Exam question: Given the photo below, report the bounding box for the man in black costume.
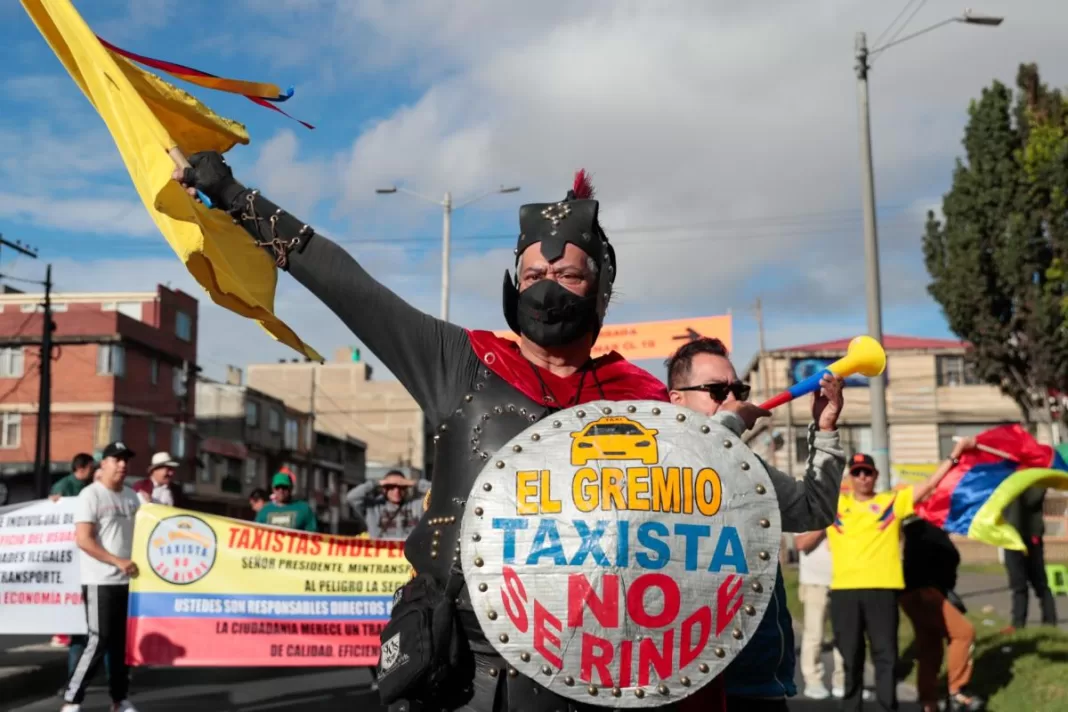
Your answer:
[175,155,752,711]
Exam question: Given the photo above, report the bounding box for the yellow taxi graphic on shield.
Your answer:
[570,416,660,466]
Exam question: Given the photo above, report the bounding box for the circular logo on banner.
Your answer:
[460,401,781,708]
[147,515,218,585]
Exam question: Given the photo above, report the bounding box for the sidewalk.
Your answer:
[955,571,1068,628]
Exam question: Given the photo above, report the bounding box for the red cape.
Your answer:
[466,330,668,405]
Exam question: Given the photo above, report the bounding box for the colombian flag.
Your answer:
[915,424,1068,551]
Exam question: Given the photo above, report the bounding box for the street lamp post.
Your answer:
[376,184,520,322]
[855,10,1003,491]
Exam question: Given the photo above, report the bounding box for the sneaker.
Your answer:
[949,692,985,711]
[804,684,831,699]
[111,701,139,712]
[832,687,844,698]
[60,705,80,712]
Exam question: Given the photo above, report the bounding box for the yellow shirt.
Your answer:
[827,488,915,590]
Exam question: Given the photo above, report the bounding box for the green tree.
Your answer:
[923,64,1068,423]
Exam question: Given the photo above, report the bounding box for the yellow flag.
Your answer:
[21,0,322,361]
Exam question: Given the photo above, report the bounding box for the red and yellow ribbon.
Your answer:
[97,36,314,130]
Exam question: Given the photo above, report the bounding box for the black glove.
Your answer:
[181,151,248,210]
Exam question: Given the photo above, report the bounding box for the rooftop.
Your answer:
[774,334,967,353]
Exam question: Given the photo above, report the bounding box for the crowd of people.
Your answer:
[38,153,1061,712]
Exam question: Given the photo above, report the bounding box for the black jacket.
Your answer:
[1003,486,1047,540]
[903,517,960,593]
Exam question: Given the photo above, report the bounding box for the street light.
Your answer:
[375,183,521,322]
[855,9,1003,491]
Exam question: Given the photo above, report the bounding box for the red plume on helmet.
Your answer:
[570,169,595,200]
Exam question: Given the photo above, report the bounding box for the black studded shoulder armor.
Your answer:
[405,366,552,645]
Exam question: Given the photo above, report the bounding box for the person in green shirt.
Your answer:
[255,471,318,532]
[49,453,96,500]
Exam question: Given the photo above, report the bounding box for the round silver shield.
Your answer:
[460,400,781,708]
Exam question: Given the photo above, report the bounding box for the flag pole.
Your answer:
[952,436,1018,463]
[166,147,213,207]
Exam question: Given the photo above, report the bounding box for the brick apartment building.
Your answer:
[0,285,198,505]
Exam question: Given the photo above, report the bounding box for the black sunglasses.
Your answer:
[850,468,876,478]
[675,381,751,403]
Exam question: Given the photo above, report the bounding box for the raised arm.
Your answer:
[715,374,846,532]
[912,436,972,504]
[175,152,479,424]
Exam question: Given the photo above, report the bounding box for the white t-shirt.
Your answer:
[798,536,833,587]
[74,482,141,585]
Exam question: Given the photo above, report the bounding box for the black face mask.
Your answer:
[516,279,598,348]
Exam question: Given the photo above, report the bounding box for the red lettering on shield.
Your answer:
[501,566,529,633]
[534,600,563,669]
[626,573,680,628]
[580,632,614,686]
[680,606,711,668]
[567,573,619,628]
[715,574,743,636]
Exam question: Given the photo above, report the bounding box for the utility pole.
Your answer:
[33,265,54,499]
[441,192,452,322]
[375,184,520,323]
[855,32,891,492]
[0,234,39,293]
[754,298,770,403]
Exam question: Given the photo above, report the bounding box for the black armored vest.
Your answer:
[405,366,554,641]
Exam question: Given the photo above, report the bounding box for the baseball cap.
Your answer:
[849,453,876,473]
[271,471,294,489]
[102,441,135,460]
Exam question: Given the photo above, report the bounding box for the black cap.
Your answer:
[849,452,876,472]
[102,441,135,460]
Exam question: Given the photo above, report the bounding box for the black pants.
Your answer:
[64,584,130,705]
[1005,539,1058,628]
[830,589,898,712]
[725,695,788,712]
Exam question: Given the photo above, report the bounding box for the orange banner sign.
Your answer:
[494,315,732,361]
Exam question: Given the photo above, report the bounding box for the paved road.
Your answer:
[6,667,383,712]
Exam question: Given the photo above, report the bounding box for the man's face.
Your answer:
[152,466,175,485]
[250,497,265,513]
[274,485,292,503]
[98,455,128,488]
[74,464,94,481]
[849,466,878,496]
[518,243,594,297]
[383,483,405,504]
[668,353,741,416]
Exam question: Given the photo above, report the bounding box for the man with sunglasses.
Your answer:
[667,337,846,712]
[826,444,962,712]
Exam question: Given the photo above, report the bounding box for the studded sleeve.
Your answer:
[286,235,482,425]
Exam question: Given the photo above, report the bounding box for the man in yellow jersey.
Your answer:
[826,441,969,712]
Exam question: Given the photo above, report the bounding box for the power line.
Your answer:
[872,0,921,49]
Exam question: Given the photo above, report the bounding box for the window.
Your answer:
[284,418,299,450]
[245,401,259,428]
[244,457,259,484]
[172,363,187,397]
[938,423,999,459]
[171,426,186,458]
[0,413,21,449]
[175,310,192,341]
[95,413,124,447]
[0,348,24,378]
[268,408,281,433]
[21,302,67,313]
[936,356,980,387]
[97,344,125,377]
[150,358,159,385]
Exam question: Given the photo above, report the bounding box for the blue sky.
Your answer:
[1,0,1066,384]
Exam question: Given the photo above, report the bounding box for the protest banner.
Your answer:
[450,401,781,707]
[128,504,413,667]
[0,497,87,634]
